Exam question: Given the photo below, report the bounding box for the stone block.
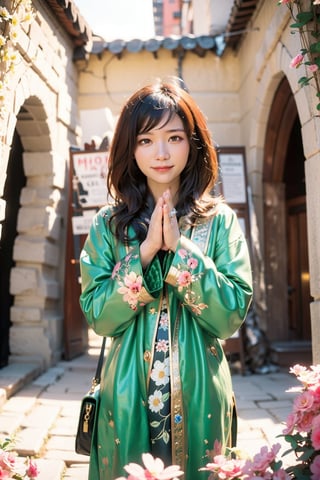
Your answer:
[30,458,66,480]
[13,236,59,267]
[22,404,60,429]
[10,306,42,323]
[17,206,61,240]
[0,412,24,435]
[20,187,37,205]
[14,426,48,456]
[10,267,38,295]
[23,152,55,177]
[9,325,52,365]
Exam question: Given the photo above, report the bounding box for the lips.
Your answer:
[152,166,173,172]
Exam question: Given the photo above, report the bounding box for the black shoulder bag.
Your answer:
[75,336,106,456]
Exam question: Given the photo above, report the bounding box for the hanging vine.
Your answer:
[278,0,320,110]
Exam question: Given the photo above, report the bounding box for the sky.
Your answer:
[73,0,155,41]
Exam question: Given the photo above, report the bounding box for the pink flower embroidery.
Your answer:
[177,271,192,288]
[177,248,188,259]
[156,339,169,353]
[118,271,142,308]
[112,261,121,279]
[187,257,198,269]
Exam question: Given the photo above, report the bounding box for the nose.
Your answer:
[156,141,170,160]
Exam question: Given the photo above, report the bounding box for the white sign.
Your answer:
[219,153,247,203]
[72,151,109,208]
[72,210,97,235]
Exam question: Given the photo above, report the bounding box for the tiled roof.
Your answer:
[90,34,226,59]
[44,0,258,59]
[45,0,92,47]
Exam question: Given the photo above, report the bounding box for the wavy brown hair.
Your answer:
[107,79,220,244]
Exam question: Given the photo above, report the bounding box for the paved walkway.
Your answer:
[0,330,300,479]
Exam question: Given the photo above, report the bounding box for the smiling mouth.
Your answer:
[152,166,173,171]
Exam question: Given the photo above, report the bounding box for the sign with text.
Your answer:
[219,152,247,204]
[72,151,109,208]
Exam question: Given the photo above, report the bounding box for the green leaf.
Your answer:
[310,42,320,53]
[296,11,315,25]
[163,431,170,444]
[300,447,315,461]
[150,421,160,427]
[316,102,320,110]
[298,76,313,86]
[290,22,305,29]
[272,460,283,471]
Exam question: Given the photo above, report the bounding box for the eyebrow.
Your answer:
[138,127,185,135]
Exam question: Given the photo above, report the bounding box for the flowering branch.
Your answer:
[278,0,320,111]
[0,0,34,120]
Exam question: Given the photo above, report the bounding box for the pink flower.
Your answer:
[308,64,319,73]
[119,453,184,480]
[244,443,281,475]
[290,53,304,68]
[177,249,188,259]
[199,455,246,479]
[296,411,314,433]
[311,415,320,449]
[313,0,320,5]
[283,411,298,435]
[0,467,10,479]
[293,390,314,413]
[155,339,169,353]
[311,455,320,479]
[25,458,39,479]
[290,364,307,376]
[177,271,192,287]
[118,271,142,307]
[0,450,16,471]
[273,469,291,479]
[187,257,198,269]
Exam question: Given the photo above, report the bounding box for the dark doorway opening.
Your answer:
[0,129,26,367]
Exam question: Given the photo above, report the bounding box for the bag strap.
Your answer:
[90,336,106,392]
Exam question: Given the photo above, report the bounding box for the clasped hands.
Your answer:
[140,189,180,269]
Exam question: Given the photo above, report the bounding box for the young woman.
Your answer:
[79,79,253,480]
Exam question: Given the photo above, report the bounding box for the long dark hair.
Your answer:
[107,79,219,244]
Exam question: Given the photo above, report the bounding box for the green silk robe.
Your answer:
[79,202,253,480]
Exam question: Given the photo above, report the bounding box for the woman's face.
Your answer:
[134,113,190,197]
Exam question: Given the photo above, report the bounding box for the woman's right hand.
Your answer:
[140,197,164,269]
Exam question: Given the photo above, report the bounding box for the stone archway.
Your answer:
[5,96,65,367]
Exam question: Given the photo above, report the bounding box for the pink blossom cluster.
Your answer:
[0,446,39,480]
[282,364,320,478]
[200,443,289,479]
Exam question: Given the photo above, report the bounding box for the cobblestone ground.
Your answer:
[0,330,298,479]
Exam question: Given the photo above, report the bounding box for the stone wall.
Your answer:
[0,1,82,367]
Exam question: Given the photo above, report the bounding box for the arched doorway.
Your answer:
[0,130,26,367]
[263,77,311,362]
